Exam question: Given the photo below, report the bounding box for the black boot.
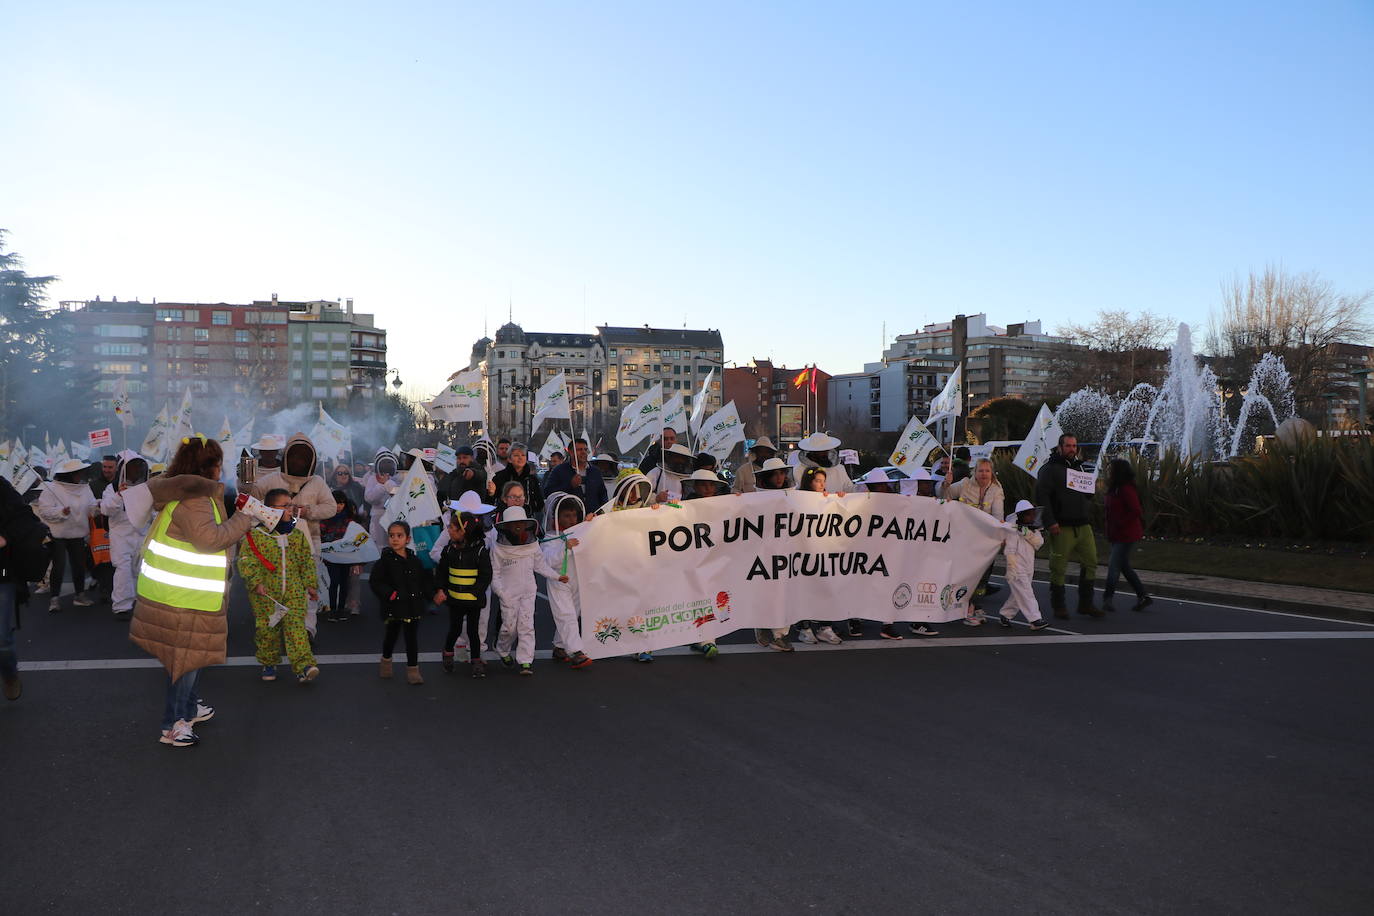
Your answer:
[1077,572,1104,618]
[1050,584,1069,619]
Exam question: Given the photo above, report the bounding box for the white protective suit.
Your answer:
[791,450,855,493]
[36,478,98,539]
[492,529,561,666]
[249,433,337,555]
[98,451,152,615]
[363,447,401,546]
[645,465,689,502]
[541,492,586,656]
[997,523,1045,623]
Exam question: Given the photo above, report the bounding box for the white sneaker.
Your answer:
[191,703,215,724]
[796,628,819,645]
[159,720,199,747]
[73,592,95,607]
[816,626,842,645]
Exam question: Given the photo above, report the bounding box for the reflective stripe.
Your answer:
[147,538,228,568]
[447,590,478,601]
[141,562,226,593]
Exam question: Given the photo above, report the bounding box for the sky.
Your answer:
[5,0,1373,398]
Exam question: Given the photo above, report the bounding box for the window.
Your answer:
[626,364,638,372]
[311,386,328,398]
[312,368,328,380]
[624,379,638,388]
[164,326,182,341]
[96,323,146,337]
[155,308,182,322]
[608,348,617,358]
[212,310,231,325]
[331,386,347,398]
[193,327,209,341]
[236,330,251,343]
[331,331,347,343]
[290,328,304,341]
[194,345,210,357]
[235,347,250,360]
[103,362,136,374]
[290,368,302,379]
[331,349,347,362]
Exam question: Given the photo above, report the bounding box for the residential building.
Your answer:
[829,356,958,434]
[1325,342,1373,427]
[65,297,156,423]
[723,360,830,444]
[467,323,724,443]
[283,297,389,404]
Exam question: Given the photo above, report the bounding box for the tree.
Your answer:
[969,396,1039,443]
[1206,266,1373,419]
[1052,309,1174,396]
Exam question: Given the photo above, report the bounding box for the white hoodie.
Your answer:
[37,479,98,538]
[1002,523,1044,578]
[491,539,560,603]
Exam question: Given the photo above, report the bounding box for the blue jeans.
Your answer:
[0,582,17,681]
[160,669,201,730]
[1103,541,1145,601]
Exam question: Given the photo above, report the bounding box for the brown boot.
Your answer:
[379,657,393,679]
[406,665,424,685]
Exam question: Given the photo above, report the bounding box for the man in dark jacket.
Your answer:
[543,439,608,512]
[1034,434,1102,619]
[0,475,36,700]
[437,447,488,506]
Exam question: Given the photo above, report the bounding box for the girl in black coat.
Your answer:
[369,520,433,684]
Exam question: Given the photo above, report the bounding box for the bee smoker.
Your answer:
[238,450,258,488]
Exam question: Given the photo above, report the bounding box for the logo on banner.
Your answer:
[715,591,732,622]
[594,617,623,644]
[917,582,938,605]
[892,584,912,610]
[627,615,647,635]
[939,584,969,611]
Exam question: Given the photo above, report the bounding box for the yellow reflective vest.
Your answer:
[136,499,230,612]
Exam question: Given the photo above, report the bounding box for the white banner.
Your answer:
[927,364,964,423]
[425,369,485,422]
[311,403,351,461]
[571,489,1005,658]
[140,403,171,463]
[1012,404,1062,478]
[696,400,745,462]
[112,376,134,427]
[381,462,442,528]
[531,372,571,434]
[320,521,383,564]
[169,388,195,451]
[616,383,663,453]
[688,368,716,439]
[889,414,941,471]
[539,430,567,463]
[434,443,458,474]
[661,393,686,439]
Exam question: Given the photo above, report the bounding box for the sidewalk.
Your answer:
[990,559,1374,624]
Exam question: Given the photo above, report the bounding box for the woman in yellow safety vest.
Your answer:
[129,436,260,748]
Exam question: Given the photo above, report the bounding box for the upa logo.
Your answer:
[627,615,648,635]
[593,617,623,644]
[892,583,912,610]
[916,581,938,605]
[715,591,732,623]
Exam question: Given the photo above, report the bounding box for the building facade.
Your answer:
[468,323,724,444]
[722,360,830,445]
[283,297,389,404]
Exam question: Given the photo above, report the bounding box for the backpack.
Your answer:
[1,495,54,583]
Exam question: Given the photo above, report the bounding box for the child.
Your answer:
[434,508,493,678]
[237,488,321,683]
[370,520,432,684]
[99,453,150,620]
[320,489,358,623]
[541,493,594,670]
[792,466,854,644]
[997,499,1050,630]
[492,506,567,676]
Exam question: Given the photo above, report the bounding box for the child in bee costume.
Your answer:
[541,492,594,670]
[237,488,321,683]
[996,499,1050,631]
[492,506,567,676]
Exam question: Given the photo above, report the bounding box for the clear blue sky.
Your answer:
[6,0,1372,397]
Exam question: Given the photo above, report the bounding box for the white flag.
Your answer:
[616,383,663,454]
[50,439,70,468]
[661,394,686,440]
[538,430,567,463]
[697,401,746,462]
[29,444,49,470]
[168,389,195,451]
[112,377,134,427]
[434,444,458,474]
[381,462,442,528]
[140,404,171,463]
[310,403,351,462]
[1012,404,1063,478]
[71,441,92,462]
[217,416,234,448]
[319,521,382,564]
[530,372,571,435]
[889,415,941,471]
[927,364,964,423]
[233,419,254,461]
[688,368,717,439]
[6,441,38,493]
[425,369,485,423]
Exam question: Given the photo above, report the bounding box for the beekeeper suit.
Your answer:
[363,447,401,545]
[492,506,562,669]
[791,432,855,493]
[98,451,152,618]
[645,443,695,502]
[542,492,589,659]
[997,500,1046,625]
[250,432,337,554]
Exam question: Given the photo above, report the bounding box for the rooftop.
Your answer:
[597,325,723,348]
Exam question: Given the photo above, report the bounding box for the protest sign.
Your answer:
[88,428,113,449]
[571,489,1005,658]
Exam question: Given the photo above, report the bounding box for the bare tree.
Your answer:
[1206,266,1373,417]
[1052,309,1174,395]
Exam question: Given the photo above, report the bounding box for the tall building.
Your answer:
[467,323,724,443]
[282,297,389,404]
[66,296,292,421]
[723,360,830,445]
[1325,342,1373,427]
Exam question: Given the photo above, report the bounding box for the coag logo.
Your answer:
[892,584,912,610]
[594,617,623,644]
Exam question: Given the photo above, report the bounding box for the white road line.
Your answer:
[17,630,1374,671]
[986,576,1374,628]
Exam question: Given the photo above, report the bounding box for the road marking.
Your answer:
[18,630,1374,671]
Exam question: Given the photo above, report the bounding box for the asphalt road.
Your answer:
[3,578,1372,914]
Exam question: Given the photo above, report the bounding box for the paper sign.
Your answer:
[267,599,289,627]
[434,444,457,473]
[1066,469,1096,494]
[88,428,113,449]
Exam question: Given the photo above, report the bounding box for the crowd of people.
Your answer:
[0,425,1151,749]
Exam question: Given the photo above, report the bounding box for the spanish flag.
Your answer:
[793,367,811,388]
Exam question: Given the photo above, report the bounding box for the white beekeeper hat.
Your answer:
[449,490,495,515]
[798,432,841,452]
[51,458,91,475]
[1005,499,1038,522]
[253,434,284,452]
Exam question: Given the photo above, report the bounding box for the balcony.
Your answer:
[351,356,387,369]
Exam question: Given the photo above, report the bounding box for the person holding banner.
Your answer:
[793,433,855,493]
[320,490,363,623]
[944,457,1006,616]
[1034,434,1104,620]
[732,437,777,493]
[540,493,594,670]
[645,443,694,503]
[238,489,320,683]
[543,439,608,512]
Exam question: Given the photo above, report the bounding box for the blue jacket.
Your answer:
[542,461,608,513]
